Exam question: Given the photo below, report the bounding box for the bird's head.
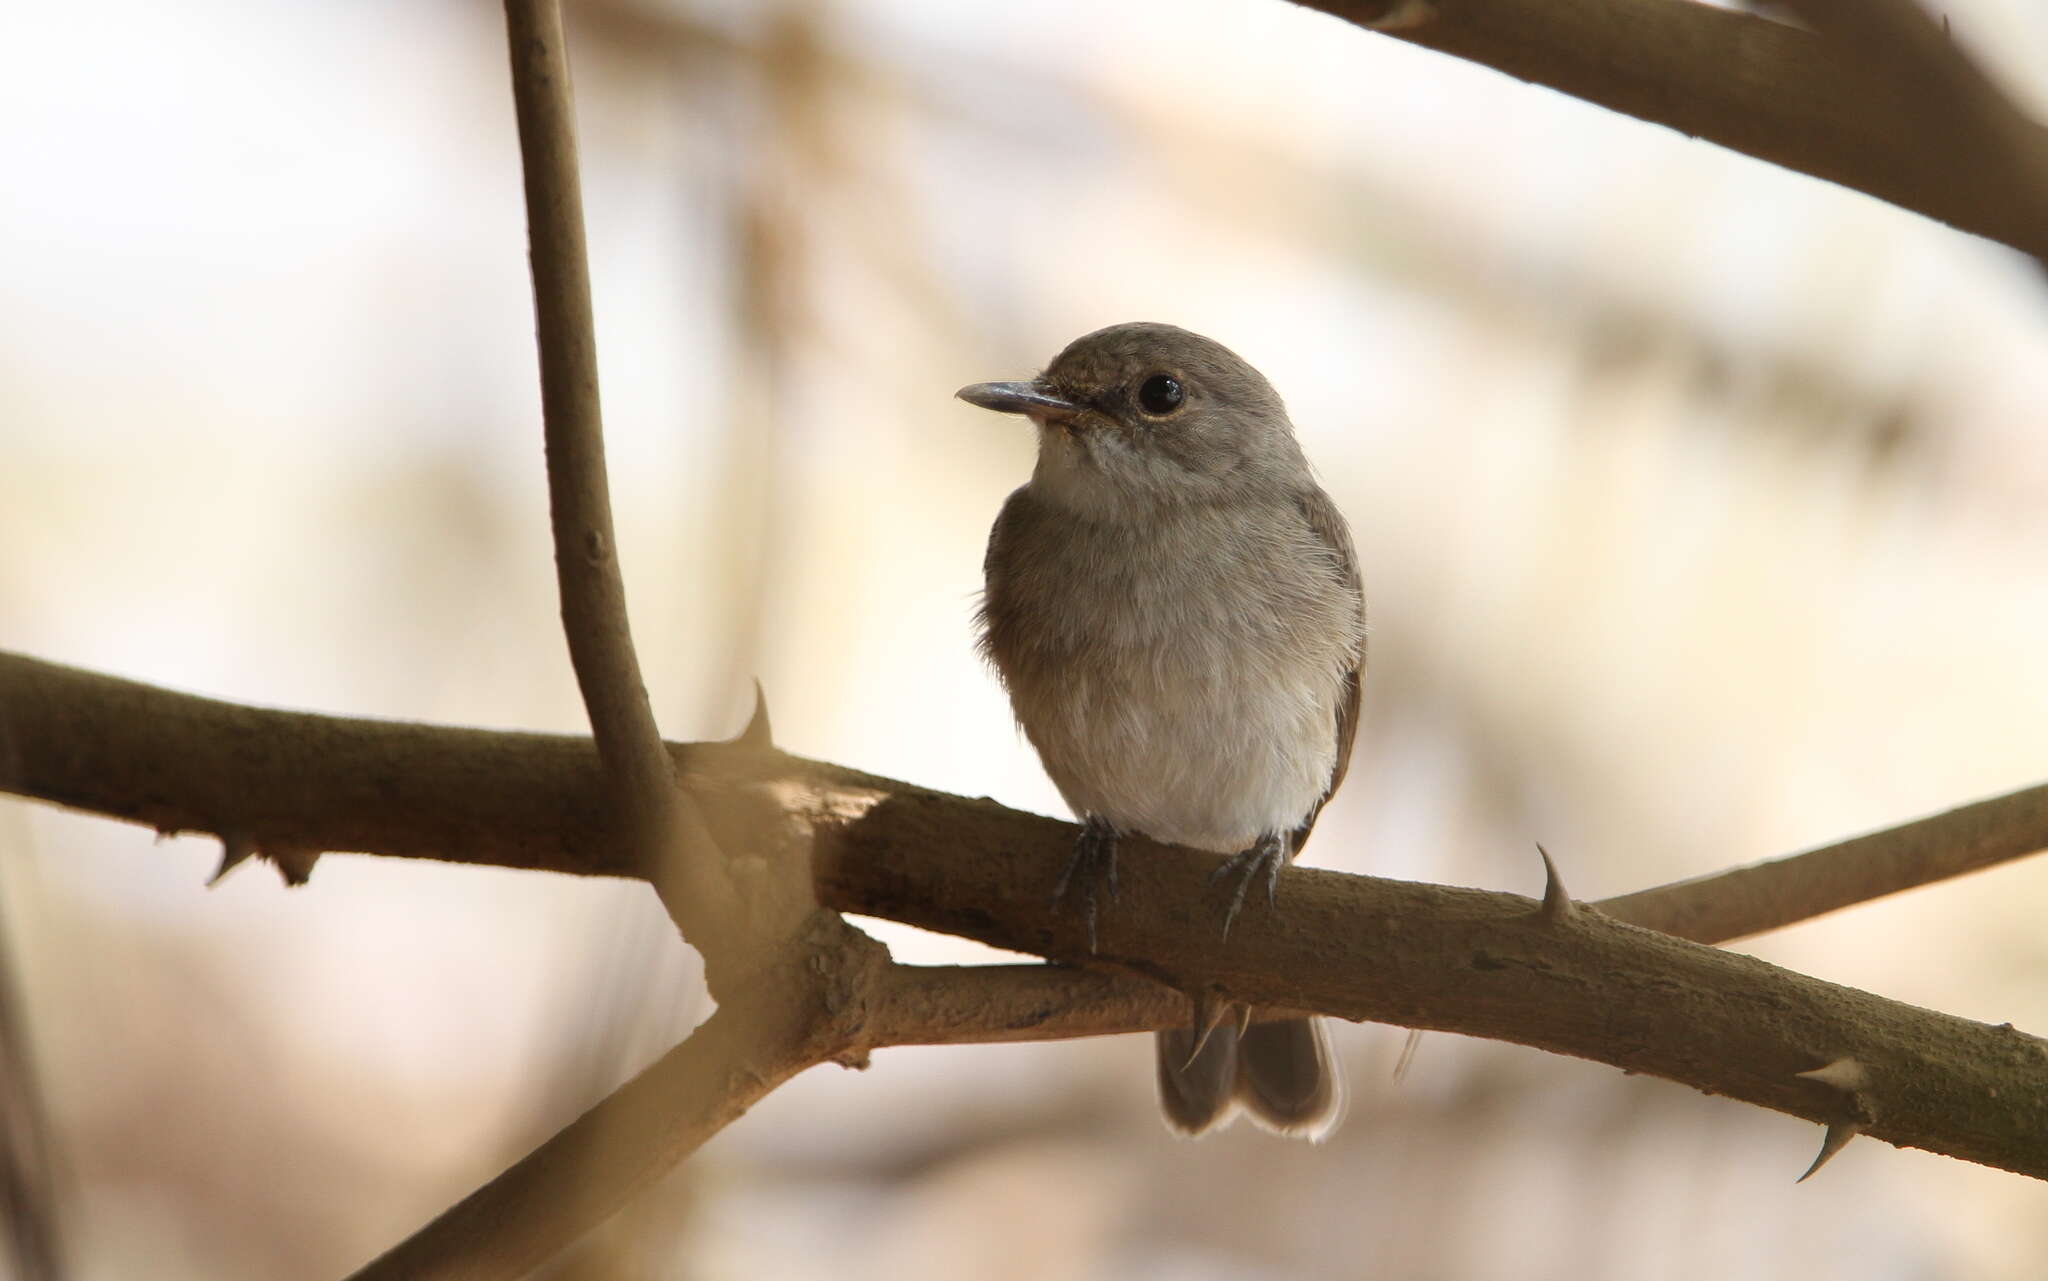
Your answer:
[958,322,1308,516]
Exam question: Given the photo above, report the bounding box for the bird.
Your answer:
[960,321,1365,1140]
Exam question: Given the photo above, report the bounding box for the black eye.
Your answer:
[1137,373,1184,416]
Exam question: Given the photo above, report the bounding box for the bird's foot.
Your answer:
[1208,832,1289,939]
[1053,816,1120,953]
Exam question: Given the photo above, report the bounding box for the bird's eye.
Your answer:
[1136,373,1184,416]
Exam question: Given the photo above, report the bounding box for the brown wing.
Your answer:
[1291,484,1365,853]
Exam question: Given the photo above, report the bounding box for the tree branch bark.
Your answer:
[7,650,2042,949]
[337,9,887,1273]
[5,649,2048,1184]
[15,4,2046,1274]
[1294,0,2048,260]
[503,0,751,976]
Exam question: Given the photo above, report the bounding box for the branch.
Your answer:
[7,651,2041,946]
[5,649,2048,1183]
[1596,784,2048,943]
[503,0,746,969]
[1293,0,2048,260]
[345,924,888,1281]
[1775,0,2048,236]
[343,10,852,1273]
[507,0,662,801]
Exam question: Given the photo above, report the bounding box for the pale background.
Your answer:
[5,0,2048,1277]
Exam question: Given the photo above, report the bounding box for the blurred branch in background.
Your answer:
[0,867,66,1281]
[1301,0,2048,259]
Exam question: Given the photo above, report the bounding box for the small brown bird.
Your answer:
[961,322,1365,1139]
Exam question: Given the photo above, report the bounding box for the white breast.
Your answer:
[986,496,1361,854]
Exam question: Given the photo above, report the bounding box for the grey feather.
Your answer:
[966,322,1365,1141]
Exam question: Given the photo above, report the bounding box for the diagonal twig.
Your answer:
[341,954,868,1281]
[1291,0,2048,260]
[1774,0,2048,240]
[1594,783,2048,943]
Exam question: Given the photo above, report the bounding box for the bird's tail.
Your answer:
[1154,1015,1344,1140]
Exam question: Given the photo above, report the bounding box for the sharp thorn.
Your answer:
[1535,843,1577,922]
[1796,1056,1868,1093]
[1797,1120,1862,1182]
[1393,1028,1425,1082]
[1182,989,1233,1069]
[1359,0,1437,33]
[1235,1002,1254,1038]
[731,679,774,750]
[208,833,256,887]
[272,847,320,887]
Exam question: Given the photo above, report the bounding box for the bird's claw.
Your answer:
[1054,817,1120,952]
[1208,833,1288,939]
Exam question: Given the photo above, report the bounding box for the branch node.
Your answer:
[208,833,320,888]
[1797,1120,1863,1183]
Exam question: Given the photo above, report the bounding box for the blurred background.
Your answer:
[5,0,2048,1276]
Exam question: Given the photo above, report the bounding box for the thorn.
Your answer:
[731,679,774,750]
[208,833,256,887]
[1392,1028,1424,1081]
[1182,988,1234,1069]
[1797,1120,1862,1182]
[1361,0,1437,32]
[1534,843,1577,922]
[271,848,320,887]
[1796,1056,1868,1093]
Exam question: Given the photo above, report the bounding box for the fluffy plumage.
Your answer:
[965,322,1365,1139]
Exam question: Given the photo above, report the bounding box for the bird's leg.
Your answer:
[1053,815,1120,953]
[1208,831,1290,939]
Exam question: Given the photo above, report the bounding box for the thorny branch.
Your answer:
[344,6,883,1276]
[7,1,2048,1275]
[4,649,2048,1183]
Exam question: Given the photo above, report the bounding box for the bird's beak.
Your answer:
[955,380,1082,420]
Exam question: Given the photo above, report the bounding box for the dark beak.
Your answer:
[955,380,1082,419]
